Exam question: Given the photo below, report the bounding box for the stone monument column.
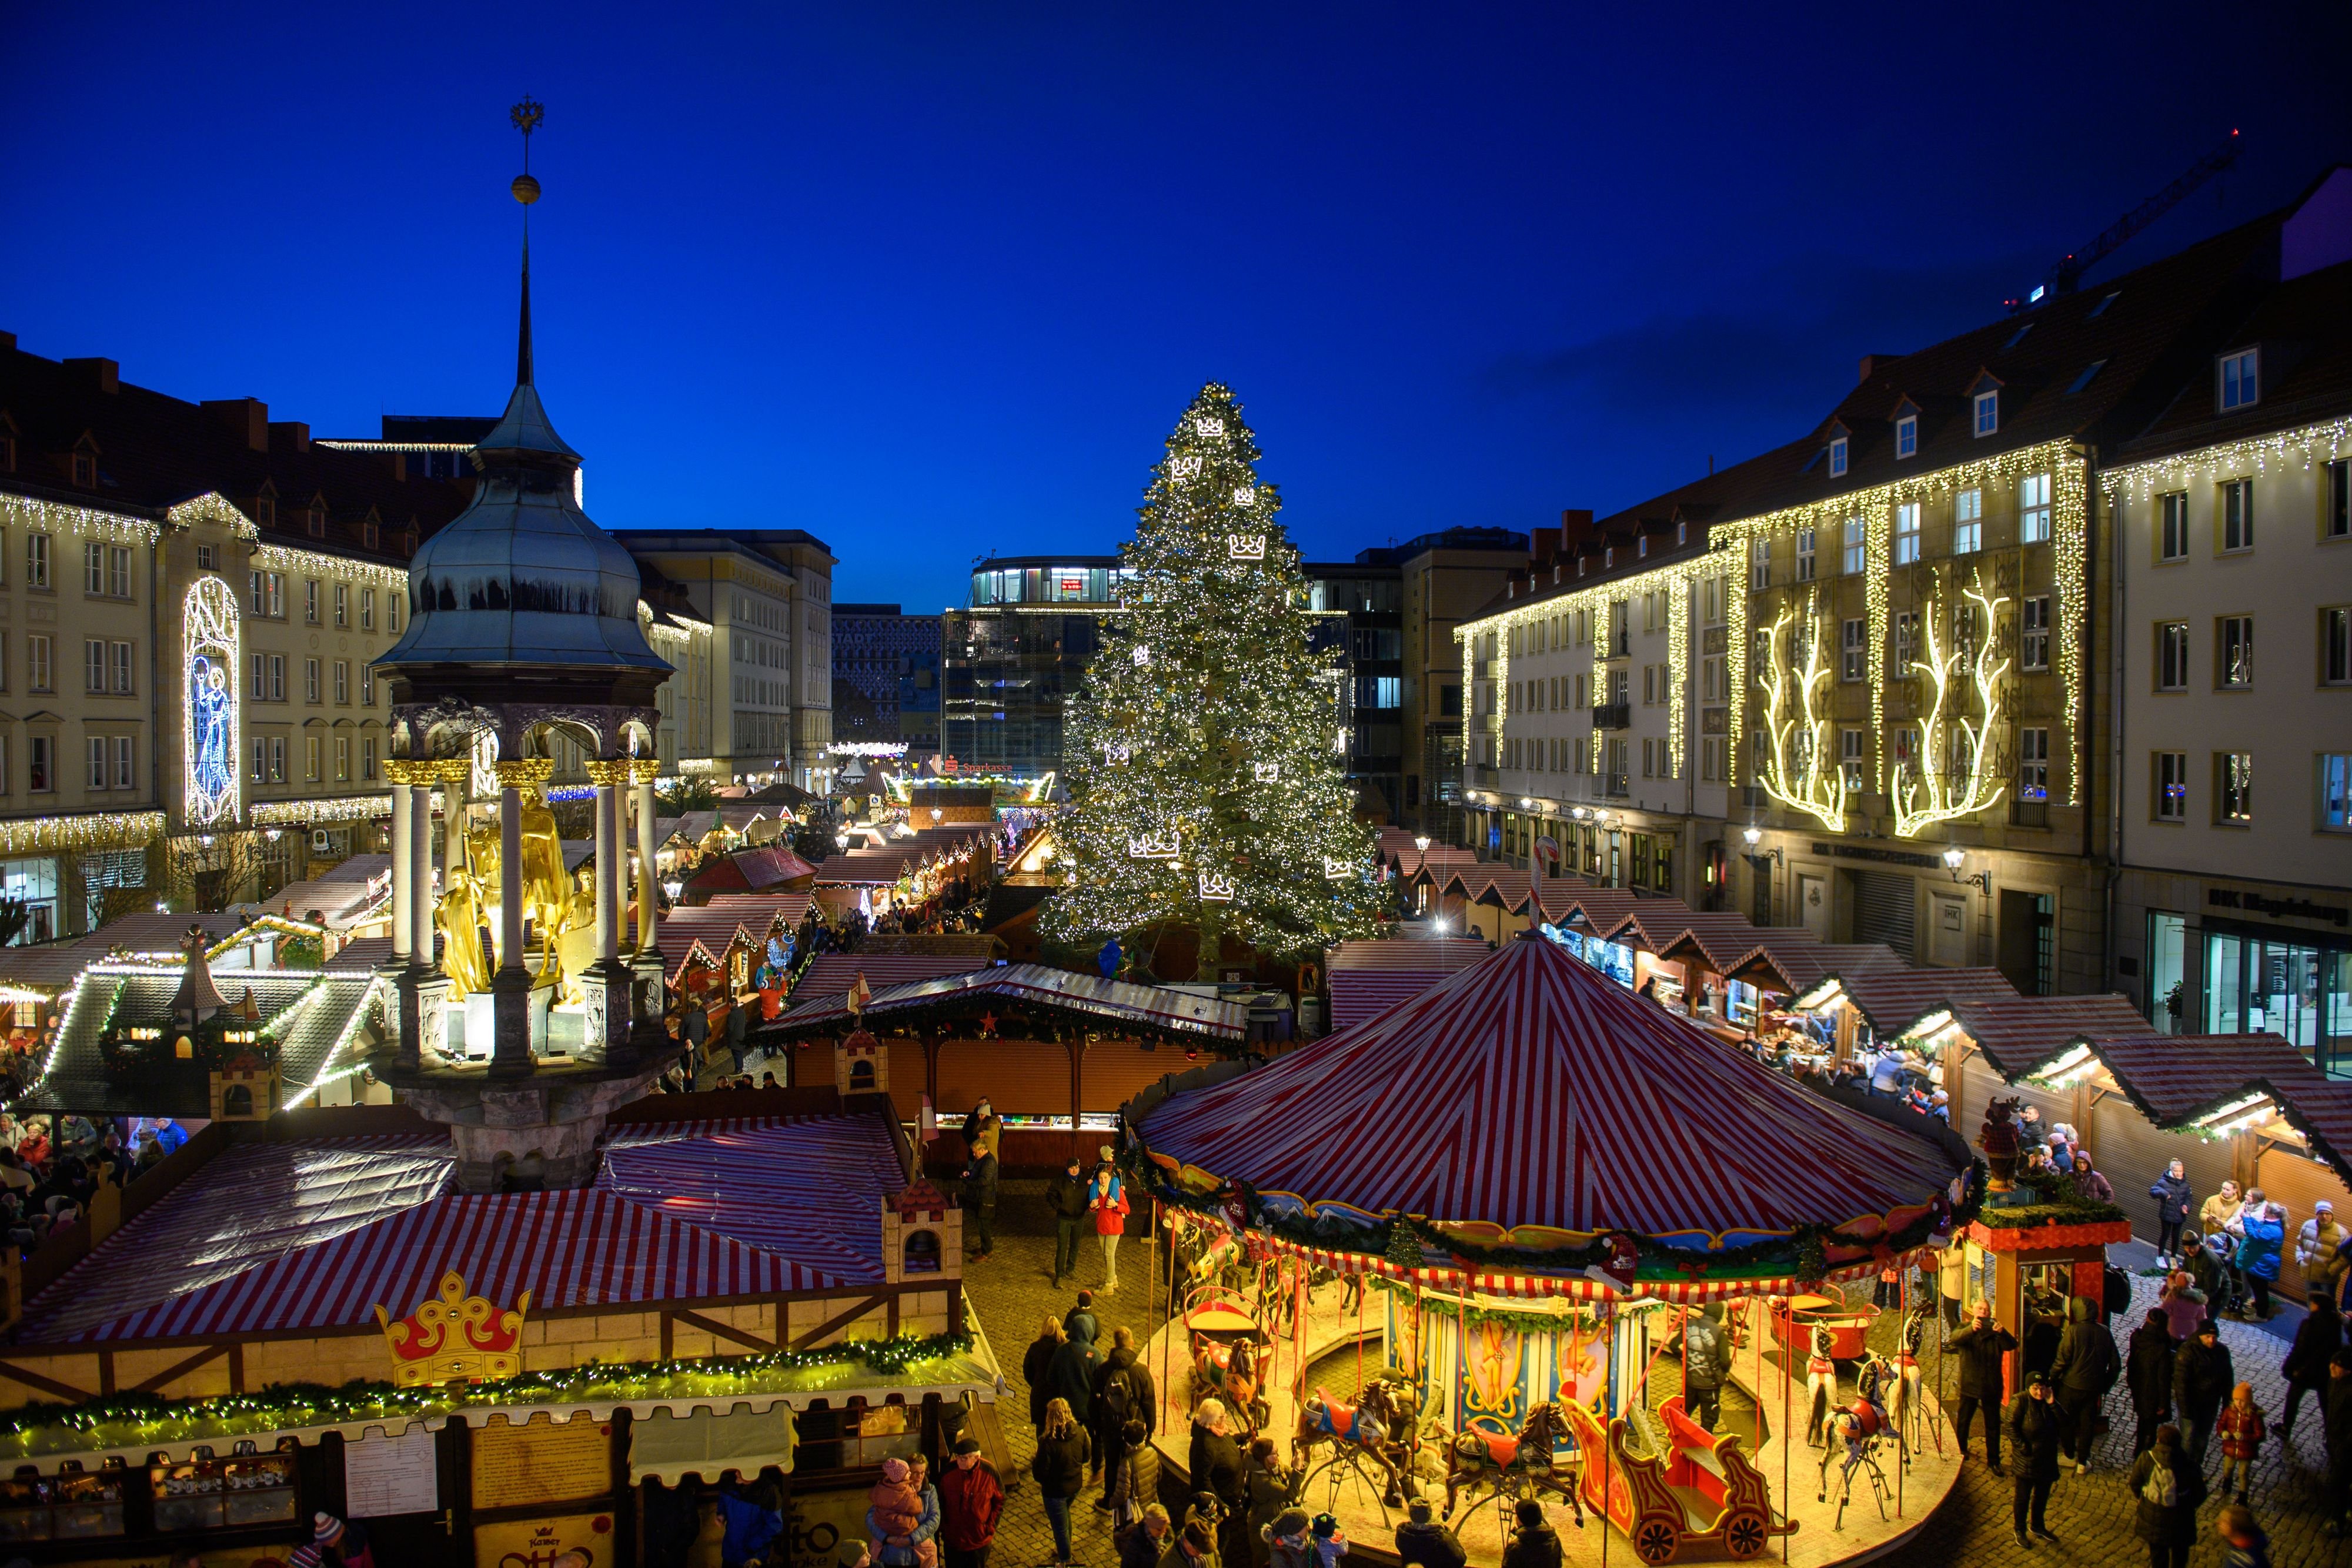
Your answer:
[488,756,552,1077]
[387,766,413,965]
[632,758,661,962]
[410,773,437,966]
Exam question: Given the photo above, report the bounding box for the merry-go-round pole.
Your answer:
[1779,1297,1792,1564]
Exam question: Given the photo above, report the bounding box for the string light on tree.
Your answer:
[1045,383,1380,961]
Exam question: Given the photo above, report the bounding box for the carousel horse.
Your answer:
[1816,1360,1896,1527]
[1803,1326,1840,1449]
[1294,1375,1419,1507]
[1440,1400,1585,1529]
[1195,1338,1268,1433]
[1893,1304,1932,1458]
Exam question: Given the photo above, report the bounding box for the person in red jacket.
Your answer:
[1089,1167,1130,1292]
[939,1436,1005,1568]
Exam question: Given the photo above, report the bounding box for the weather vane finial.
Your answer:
[508,98,543,386]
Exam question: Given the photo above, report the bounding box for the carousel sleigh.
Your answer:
[1559,1395,1793,1566]
[1763,1284,1880,1362]
[1186,1284,1272,1433]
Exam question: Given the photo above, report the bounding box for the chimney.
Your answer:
[1857,353,1902,386]
[1557,508,1595,548]
[202,399,270,452]
[63,357,119,394]
[268,421,311,452]
[1528,526,1561,564]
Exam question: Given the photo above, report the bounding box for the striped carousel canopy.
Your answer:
[1139,932,1965,1255]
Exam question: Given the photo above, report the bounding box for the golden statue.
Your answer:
[440,783,574,991]
[438,862,493,999]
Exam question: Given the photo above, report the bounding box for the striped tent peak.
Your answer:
[1648,915,1811,974]
[1327,938,1494,971]
[1829,967,2019,1033]
[798,952,994,1000]
[1730,942,1902,994]
[1140,934,1963,1245]
[1930,992,2157,1077]
[17,1136,456,1345]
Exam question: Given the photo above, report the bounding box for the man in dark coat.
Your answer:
[1682,1304,1728,1433]
[1948,1299,2018,1472]
[2324,1348,2352,1538]
[1043,1322,1103,1428]
[1048,1160,1090,1288]
[1392,1497,1466,1568]
[1091,1326,1159,1508]
[2281,1289,2346,1442]
[2004,1373,2066,1547]
[1191,1400,1247,1566]
[960,1145,998,1260]
[2173,1319,2235,1465]
[2048,1295,2120,1470]
[2124,1309,2176,1457]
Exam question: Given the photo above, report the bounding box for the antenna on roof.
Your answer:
[2007,130,2242,313]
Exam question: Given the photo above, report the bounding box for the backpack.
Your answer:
[2139,1457,2176,1509]
[1098,1363,1135,1426]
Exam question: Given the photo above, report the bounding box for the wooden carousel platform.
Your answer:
[1144,1283,1960,1568]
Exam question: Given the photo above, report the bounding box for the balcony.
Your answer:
[1472,765,1499,788]
[1590,703,1631,731]
[1604,633,1631,659]
[2010,797,2051,829]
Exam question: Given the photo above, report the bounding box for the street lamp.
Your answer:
[1740,824,1782,867]
[1942,846,1992,892]
[930,807,944,824]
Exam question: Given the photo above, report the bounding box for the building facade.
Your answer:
[2103,244,2352,1068]
[1374,527,1528,843]
[832,603,942,754]
[609,530,836,790]
[1458,169,2352,1026]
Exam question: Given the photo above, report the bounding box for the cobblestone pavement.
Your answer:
[961,1216,2346,1568]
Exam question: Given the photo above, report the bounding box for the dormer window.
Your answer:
[1828,437,1848,477]
[71,452,96,488]
[2219,347,2259,412]
[1895,415,1917,459]
[1603,546,1614,568]
[255,494,275,528]
[1576,557,1587,578]
[1676,520,1688,546]
[305,504,326,538]
[1637,536,1648,557]
[362,516,380,550]
[1973,389,1999,437]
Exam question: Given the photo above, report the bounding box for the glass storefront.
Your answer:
[2146,912,2186,1032]
[2206,926,2352,1078]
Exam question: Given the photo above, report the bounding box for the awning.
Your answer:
[628,1402,800,1484]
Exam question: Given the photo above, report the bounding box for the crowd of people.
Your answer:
[0,1109,185,1255]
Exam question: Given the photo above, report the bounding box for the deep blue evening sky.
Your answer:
[6,4,2347,610]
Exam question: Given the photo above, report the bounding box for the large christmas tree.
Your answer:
[1043,383,1381,965]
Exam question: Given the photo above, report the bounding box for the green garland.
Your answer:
[1973,1179,2127,1231]
[1364,1274,1601,1335]
[1124,1121,1986,1289]
[0,1329,977,1452]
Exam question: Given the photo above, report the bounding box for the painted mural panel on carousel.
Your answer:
[1384,1288,1606,1436]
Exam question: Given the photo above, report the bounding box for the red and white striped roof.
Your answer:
[1325,938,1494,1032]
[1141,934,1962,1246]
[798,952,993,999]
[16,1118,903,1347]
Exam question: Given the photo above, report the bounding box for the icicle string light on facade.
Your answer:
[250,795,395,826]
[2103,412,2352,499]
[0,492,164,547]
[0,811,166,856]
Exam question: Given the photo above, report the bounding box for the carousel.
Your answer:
[1122,932,1980,1568]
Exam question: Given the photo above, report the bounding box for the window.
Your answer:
[306,504,326,539]
[195,543,217,571]
[360,588,375,631]
[83,542,104,594]
[2221,479,2253,551]
[2066,360,2107,394]
[248,570,284,617]
[2021,596,2050,671]
[88,737,108,790]
[1574,673,1589,708]
[2218,347,2259,411]
[2017,727,2049,801]
[2088,290,2120,318]
[71,452,95,487]
[1893,612,1919,674]
[1750,538,1770,590]
[305,735,322,782]
[1842,518,1864,574]
[2156,622,2189,690]
[2321,754,2351,832]
[2019,473,2052,544]
[2159,492,2189,561]
[1795,527,1816,581]
[26,533,48,589]
[1840,727,1865,790]
[28,635,51,693]
[249,737,268,784]
[1842,618,1866,682]
[84,638,105,694]
[1894,503,1921,564]
[28,735,51,793]
[333,584,348,627]
[2154,753,2187,822]
[1828,437,1848,477]
[2217,616,2253,688]
[305,580,319,623]
[1973,389,1999,437]
[335,736,350,782]
[334,661,349,704]
[116,735,133,790]
[360,665,375,706]
[2216,752,2253,823]
[2328,461,2349,539]
[305,658,320,704]
[1950,488,1983,554]
[1895,416,1916,459]
[362,737,378,781]
[2326,608,2351,686]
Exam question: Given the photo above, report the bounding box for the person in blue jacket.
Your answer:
[2234,1195,2286,1322]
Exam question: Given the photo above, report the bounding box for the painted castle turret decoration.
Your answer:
[369,101,667,1191]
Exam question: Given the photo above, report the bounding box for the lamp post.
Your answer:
[1942,845,1992,893]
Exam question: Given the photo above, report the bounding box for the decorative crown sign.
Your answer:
[1197,871,1235,903]
[1126,834,1180,860]
[374,1269,530,1388]
[1227,534,1266,560]
[1252,761,1279,783]
[1324,857,1355,881]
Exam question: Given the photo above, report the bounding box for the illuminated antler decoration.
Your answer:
[1892,580,2012,837]
[1754,593,1846,830]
